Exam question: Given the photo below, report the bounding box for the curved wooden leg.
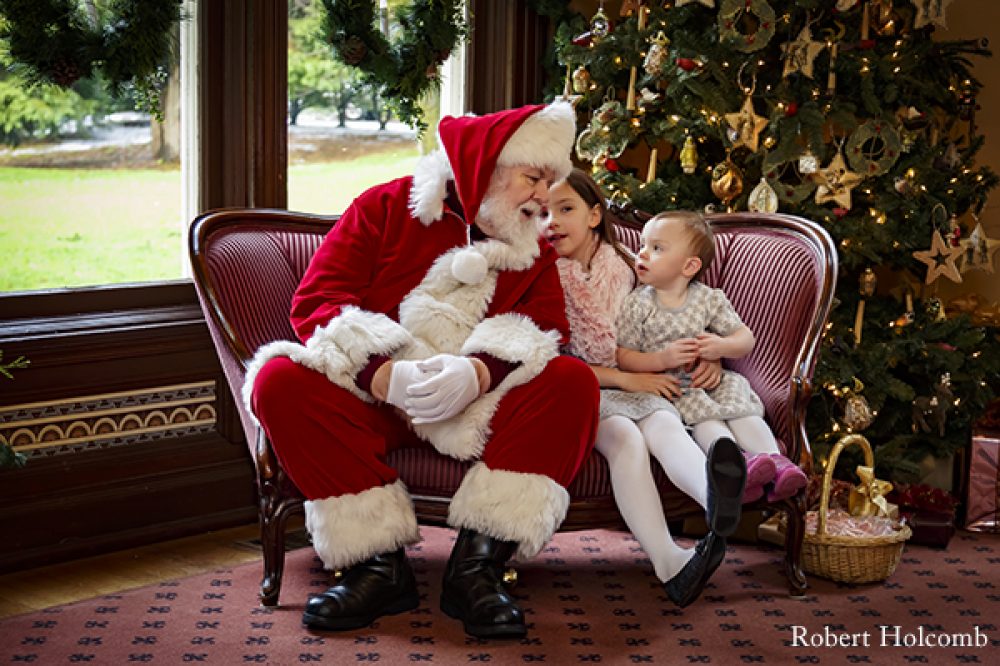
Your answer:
[258,483,286,607]
[780,496,808,597]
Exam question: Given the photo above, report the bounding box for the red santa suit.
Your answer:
[246,103,599,572]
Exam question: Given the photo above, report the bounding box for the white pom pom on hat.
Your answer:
[451,247,489,285]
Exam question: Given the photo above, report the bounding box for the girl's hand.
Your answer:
[658,338,699,369]
[695,333,727,361]
[619,371,682,399]
[689,358,722,390]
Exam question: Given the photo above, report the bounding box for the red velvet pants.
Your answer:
[251,355,599,501]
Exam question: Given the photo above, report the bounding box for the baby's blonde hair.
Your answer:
[646,210,715,280]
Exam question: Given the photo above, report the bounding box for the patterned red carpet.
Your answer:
[2,526,997,664]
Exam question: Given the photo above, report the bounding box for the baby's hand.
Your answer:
[696,333,726,361]
[658,338,699,369]
[620,371,682,399]
[689,358,722,390]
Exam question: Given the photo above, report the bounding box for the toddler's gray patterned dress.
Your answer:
[600,282,764,424]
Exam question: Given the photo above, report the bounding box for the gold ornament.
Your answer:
[844,394,875,432]
[926,296,947,322]
[679,136,698,174]
[676,0,716,6]
[590,1,611,40]
[724,94,769,152]
[711,157,744,210]
[572,65,592,94]
[859,267,877,298]
[960,222,1000,274]
[644,31,671,77]
[913,0,954,30]
[503,567,518,586]
[782,24,825,78]
[814,149,863,209]
[913,230,963,284]
[748,177,778,213]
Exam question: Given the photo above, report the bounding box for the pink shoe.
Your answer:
[742,452,777,504]
[766,454,807,502]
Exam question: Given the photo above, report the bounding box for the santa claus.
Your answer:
[246,102,599,638]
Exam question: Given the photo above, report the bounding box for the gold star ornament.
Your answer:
[782,25,825,78]
[913,229,964,284]
[814,150,863,209]
[725,95,769,152]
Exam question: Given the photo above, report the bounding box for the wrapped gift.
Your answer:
[965,429,1000,533]
[888,482,959,548]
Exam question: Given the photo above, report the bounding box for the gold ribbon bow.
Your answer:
[848,466,896,519]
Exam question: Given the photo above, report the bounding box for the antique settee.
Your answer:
[188,207,837,606]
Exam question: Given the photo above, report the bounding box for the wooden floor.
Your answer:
[0,522,276,620]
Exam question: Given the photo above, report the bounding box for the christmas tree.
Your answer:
[545,0,1000,481]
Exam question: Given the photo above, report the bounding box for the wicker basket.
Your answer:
[802,434,912,583]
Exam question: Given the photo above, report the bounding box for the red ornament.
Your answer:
[604,157,620,172]
[951,228,962,246]
[784,101,799,117]
[859,39,876,50]
[572,32,594,47]
[833,207,849,218]
[676,57,697,72]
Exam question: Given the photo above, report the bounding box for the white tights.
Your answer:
[594,411,709,582]
[690,416,780,456]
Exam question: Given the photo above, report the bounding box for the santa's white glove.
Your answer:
[405,354,482,424]
[386,360,435,411]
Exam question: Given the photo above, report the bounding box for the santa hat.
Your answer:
[435,102,576,227]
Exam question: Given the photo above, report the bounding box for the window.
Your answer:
[0,3,194,293]
[285,0,420,215]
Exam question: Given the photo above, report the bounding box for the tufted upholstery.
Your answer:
[190,208,836,606]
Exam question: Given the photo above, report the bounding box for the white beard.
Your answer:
[476,193,542,250]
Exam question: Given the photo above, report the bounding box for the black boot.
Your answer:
[705,437,747,537]
[440,528,526,639]
[302,548,419,631]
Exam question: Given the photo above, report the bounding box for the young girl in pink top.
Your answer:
[543,169,747,607]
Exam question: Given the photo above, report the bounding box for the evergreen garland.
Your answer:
[319,0,466,133]
[0,0,183,117]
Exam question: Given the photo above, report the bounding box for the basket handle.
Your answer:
[817,434,875,536]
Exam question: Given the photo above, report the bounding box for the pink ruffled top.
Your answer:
[556,242,635,367]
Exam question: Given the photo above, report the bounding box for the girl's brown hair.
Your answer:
[560,168,635,269]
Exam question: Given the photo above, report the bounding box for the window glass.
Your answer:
[286,0,420,215]
[0,34,183,293]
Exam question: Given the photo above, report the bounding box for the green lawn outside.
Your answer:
[0,148,419,293]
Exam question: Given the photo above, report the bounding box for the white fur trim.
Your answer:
[461,313,561,365]
[409,150,452,225]
[408,314,561,460]
[448,462,570,561]
[242,306,413,421]
[305,480,421,570]
[497,101,576,180]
